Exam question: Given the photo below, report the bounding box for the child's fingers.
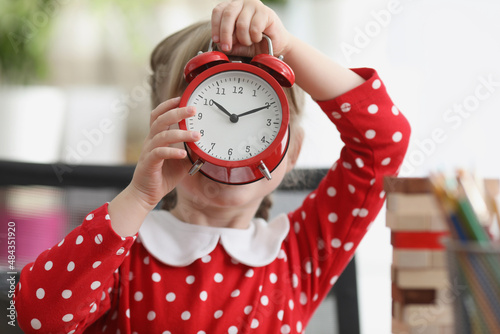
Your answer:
[149,106,196,139]
[150,96,181,127]
[146,146,187,167]
[148,129,200,153]
[249,7,269,44]
[215,1,244,51]
[235,6,257,46]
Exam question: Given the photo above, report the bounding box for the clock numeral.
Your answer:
[252,90,257,97]
[261,136,266,143]
[245,146,251,153]
[233,86,243,94]
[198,113,203,120]
[216,87,226,95]
[203,99,214,106]
[200,129,205,136]
[228,148,233,156]
[266,119,272,126]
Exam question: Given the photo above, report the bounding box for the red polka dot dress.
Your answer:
[15,68,411,334]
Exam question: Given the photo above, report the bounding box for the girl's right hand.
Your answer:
[128,97,200,211]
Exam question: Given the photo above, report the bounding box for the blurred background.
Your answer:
[1,0,500,333]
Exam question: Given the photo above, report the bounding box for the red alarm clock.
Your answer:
[179,35,295,185]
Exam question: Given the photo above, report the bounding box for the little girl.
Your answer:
[15,0,411,333]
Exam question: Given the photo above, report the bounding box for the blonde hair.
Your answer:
[150,21,305,220]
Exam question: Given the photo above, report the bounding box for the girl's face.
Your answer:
[172,151,292,227]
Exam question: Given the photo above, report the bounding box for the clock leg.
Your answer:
[188,159,205,176]
[258,162,272,181]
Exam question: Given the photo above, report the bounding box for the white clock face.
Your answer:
[185,70,283,161]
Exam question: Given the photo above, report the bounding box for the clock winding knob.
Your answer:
[258,162,272,181]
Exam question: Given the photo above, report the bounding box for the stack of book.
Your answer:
[384,176,499,334]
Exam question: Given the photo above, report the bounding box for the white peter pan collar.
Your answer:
[138,210,290,267]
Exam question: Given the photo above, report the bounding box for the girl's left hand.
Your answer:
[211,0,292,58]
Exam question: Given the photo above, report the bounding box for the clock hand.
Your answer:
[237,102,275,118]
[210,99,239,123]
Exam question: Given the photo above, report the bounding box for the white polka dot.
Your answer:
[365,129,376,139]
[359,208,369,217]
[90,302,97,313]
[197,331,206,334]
[318,239,325,250]
[126,309,130,318]
[134,291,143,301]
[181,311,191,320]
[327,187,336,197]
[31,318,41,330]
[214,310,223,319]
[342,161,352,169]
[392,131,403,142]
[116,247,125,255]
[143,256,150,265]
[348,184,356,193]
[353,137,361,143]
[352,208,360,217]
[58,239,65,247]
[341,102,351,112]
[44,261,53,271]
[277,310,284,321]
[367,104,379,114]
[231,289,240,297]
[316,267,322,277]
[372,79,381,89]
[152,273,161,282]
[294,222,300,234]
[328,212,338,223]
[301,211,306,220]
[261,295,269,306]
[245,269,254,277]
[309,192,316,199]
[105,214,111,220]
[91,281,101,290]
[201,255,211,263]
[86,214,94,220]
[244,305,253,314]
[289,299,294,310]
[278,249,287,261]
[281,324,291,333]
[92,261,101,269]
[200,291,208,301]
[62,290,72,299]
[166,292,176,302]
[67,261,75,272]
[292,274,299,288]
[331,238,341,248]
[331,111,341,119]
[313,293,319,301]
[392,105,400,115]
[94,234,103,244]
[304,261,312,274]
[36,288,45,299]
[129,272,134,281]
[370,178,376,186]
[251,319,259,329]
[380,190,386,198]
[76,235,84,245]
[270,273,278,284]
[186,275,195,284]
[228,326,238,334]
[101,291,106,301]
[62,314,73,322]
[344,242,354,251]
[381,157,391,166]
[330,275,339,285]
[147,311,156,321]
[355,158,364,168]
[300,292,308,305]
[214,273,223,283]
